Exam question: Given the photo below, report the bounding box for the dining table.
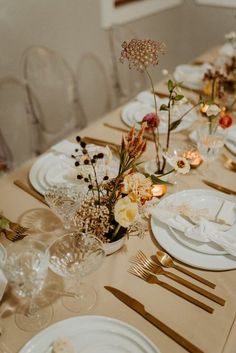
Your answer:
[0,45,236,353]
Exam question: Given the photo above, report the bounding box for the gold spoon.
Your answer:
[155,250,216,289]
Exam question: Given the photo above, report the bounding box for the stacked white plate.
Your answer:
[29,141,119,195]
[18,316,161,353]
[151,189,236,270]
[121,91,198,133]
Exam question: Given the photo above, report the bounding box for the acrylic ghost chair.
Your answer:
[0,77,37,171]
[77,53,112,123]
[108,24,147,105]
[23,46,86,153]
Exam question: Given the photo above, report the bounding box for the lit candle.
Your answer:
[152,184,167,197]
[183,149,202,168]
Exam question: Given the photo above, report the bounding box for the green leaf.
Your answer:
[174,94,184,101]
[160,104,169,111]
[170,119,182,131]
[0,218,9,229]
[168,79,174,92]
[150,174,169,185]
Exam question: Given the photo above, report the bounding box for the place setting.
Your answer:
[150,188,236,271]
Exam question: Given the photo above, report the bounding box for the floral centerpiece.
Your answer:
[120,38,199,175]
[72,124,157,245]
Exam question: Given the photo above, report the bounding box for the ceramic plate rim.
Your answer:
[18,315,160,353]
[151,188,236,270]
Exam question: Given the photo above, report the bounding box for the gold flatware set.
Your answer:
[105,286,205,353]
[105,248,226,353]
[130,251,224,306]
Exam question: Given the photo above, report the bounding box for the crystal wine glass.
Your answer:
[44,183,81,230]
[49,231,105,313]
[1,238,53,332]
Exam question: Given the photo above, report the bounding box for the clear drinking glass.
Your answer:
[2,238,53,332]
[44,183,81,230]
[49,232,105,313]
[197,122,225,162]
[197,121,226,177]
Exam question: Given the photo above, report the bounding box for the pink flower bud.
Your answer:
[142,113,160,132]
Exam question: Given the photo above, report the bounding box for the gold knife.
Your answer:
[14,180,48,205]
[105,286,205,353]
[202,180,236,196]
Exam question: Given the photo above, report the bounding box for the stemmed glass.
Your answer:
[44,183,81,230]
[1,238,53,332]
[197,121,226,177]
[49,231,105,313]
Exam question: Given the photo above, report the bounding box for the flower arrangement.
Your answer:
[201,66,233,133]
[120,39,199,175]
[72,125,156,243]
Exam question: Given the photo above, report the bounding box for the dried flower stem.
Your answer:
[145,68,162,172]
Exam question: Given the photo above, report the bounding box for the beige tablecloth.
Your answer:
[1,46,236,353]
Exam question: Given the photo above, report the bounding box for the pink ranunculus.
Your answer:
[142,113,160,132]
[219,114,233,129]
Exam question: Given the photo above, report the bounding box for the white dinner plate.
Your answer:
[121,101,197,133]
[225,125,236,155]
[18,316,160,353]
[151,189,236,270]
[152,189,236,255]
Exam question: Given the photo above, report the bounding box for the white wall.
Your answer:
[0,0,235,121]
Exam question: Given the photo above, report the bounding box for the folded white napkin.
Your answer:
[51,140,79,157]
[219,43,235,57]
[173,63,212,88]
[136,91,158,106]
[151,200,236,256]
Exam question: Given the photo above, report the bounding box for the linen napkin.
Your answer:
[51,140,80,157]
[173,63,212,88]
[136,90,160,106]
[151,200,236,256]
[219,43,235,58]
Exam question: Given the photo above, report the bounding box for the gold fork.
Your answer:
[1,229,27,242]
[130,251,225,306]
[128,264,213,313]
[1,216,29,235]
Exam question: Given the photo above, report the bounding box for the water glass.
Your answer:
[197,121,225,162]
[2,238,53,332]
[49,232,105,313]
